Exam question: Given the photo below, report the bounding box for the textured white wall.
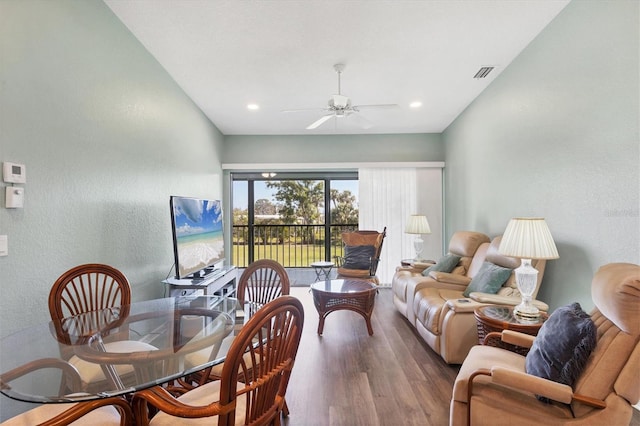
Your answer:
[443,0,639,311]
[0,1,225,337]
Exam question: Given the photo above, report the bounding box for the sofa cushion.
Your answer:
[421,254,461,276]
[414,287,463,335]
[448,231,491,257]
[591,263,640,334]
[525,302,596,402]
[462,262,512,297]
[342,245,376,270]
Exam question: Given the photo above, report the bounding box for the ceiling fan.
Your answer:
[282,64,399,130]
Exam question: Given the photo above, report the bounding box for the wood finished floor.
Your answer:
[282,286,640,426]
[283,287,459,426]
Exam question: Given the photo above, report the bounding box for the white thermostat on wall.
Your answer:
[3,162,26,184]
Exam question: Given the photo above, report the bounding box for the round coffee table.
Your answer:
[310,279,377,336]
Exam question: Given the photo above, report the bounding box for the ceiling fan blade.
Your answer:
[352,103,399,110]
[306,114,334,130]
[350,113,373,129]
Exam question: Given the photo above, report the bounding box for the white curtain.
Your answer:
[359,167,443,285]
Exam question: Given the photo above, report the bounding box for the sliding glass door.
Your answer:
[231,172,358,267]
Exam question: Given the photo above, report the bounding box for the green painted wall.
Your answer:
[443,0,639,311]
[0,0,638,419]
[223,133,444,164]
[0,0,225,336]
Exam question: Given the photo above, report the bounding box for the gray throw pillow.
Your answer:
[525,302,596,403]
[421,254,461,276]
[343,245,376,270]
[462,261,512,297]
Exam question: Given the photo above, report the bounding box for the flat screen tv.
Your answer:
[170,196,225,279]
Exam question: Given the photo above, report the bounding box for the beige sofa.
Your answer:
[392,232,548,364]
[392,231,490,326]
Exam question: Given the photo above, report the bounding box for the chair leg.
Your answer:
[282,398,290,417]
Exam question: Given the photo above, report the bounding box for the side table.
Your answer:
[474,305,548,355]
[310,261,334,281]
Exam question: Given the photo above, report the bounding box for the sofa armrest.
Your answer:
[468,292,549,311]
[429,271,472,286]
[488,367,574,404]
[445,298,484,313]
[394,267,425,277]
[413,261,435,270]
[500,330,536,348]
[469,367,607,409]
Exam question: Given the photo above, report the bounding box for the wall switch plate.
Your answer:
[5,186,24,208]
[0,235,7,256]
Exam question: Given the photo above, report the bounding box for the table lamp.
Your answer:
[405,215,431,261]
[498,217,559,318]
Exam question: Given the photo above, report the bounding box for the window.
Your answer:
[231,172,358,267]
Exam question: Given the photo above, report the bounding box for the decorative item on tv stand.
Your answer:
[405,214,431,262]
[498,217,559,319]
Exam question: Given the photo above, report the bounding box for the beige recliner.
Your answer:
[450,262,640,426]
[392,231,490,326]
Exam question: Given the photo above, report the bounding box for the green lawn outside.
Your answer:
[232,243,344,268]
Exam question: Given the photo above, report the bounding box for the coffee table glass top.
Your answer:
[310,279,376,293]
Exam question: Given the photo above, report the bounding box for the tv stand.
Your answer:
[163,265,237,298]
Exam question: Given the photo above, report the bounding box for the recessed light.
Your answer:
[247,103,260,110]
[409,101,422,108]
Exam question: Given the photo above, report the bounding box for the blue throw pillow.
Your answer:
[462,261,512,297]
[343,245,376,270]
[421,254,461,276]
[525,302,596,403]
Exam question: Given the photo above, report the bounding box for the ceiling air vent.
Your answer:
[473,66,494,79]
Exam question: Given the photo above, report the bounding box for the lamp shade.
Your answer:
[498,218,559,260]
[405,215,431,234]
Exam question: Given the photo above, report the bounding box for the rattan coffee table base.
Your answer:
[310,279,377,336]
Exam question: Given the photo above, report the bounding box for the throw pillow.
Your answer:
[525,302,597,403]
[462,261,512,297]
[421,254,461,276]
[342,245,376,270]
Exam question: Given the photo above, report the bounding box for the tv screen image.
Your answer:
[170,196,224,279]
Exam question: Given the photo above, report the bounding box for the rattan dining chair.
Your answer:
[184,259,291,387]
[48,263,156,392]
[0,358,133,425]
[132,295,305,426]
[236,259,291,304]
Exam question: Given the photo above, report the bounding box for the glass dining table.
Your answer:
[0,295,255,404]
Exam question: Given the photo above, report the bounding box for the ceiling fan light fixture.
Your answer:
[331,94,350,109]
[247,103,260,110]
[410,101,422,108]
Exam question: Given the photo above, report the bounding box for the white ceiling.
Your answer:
[104,0,570,136]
